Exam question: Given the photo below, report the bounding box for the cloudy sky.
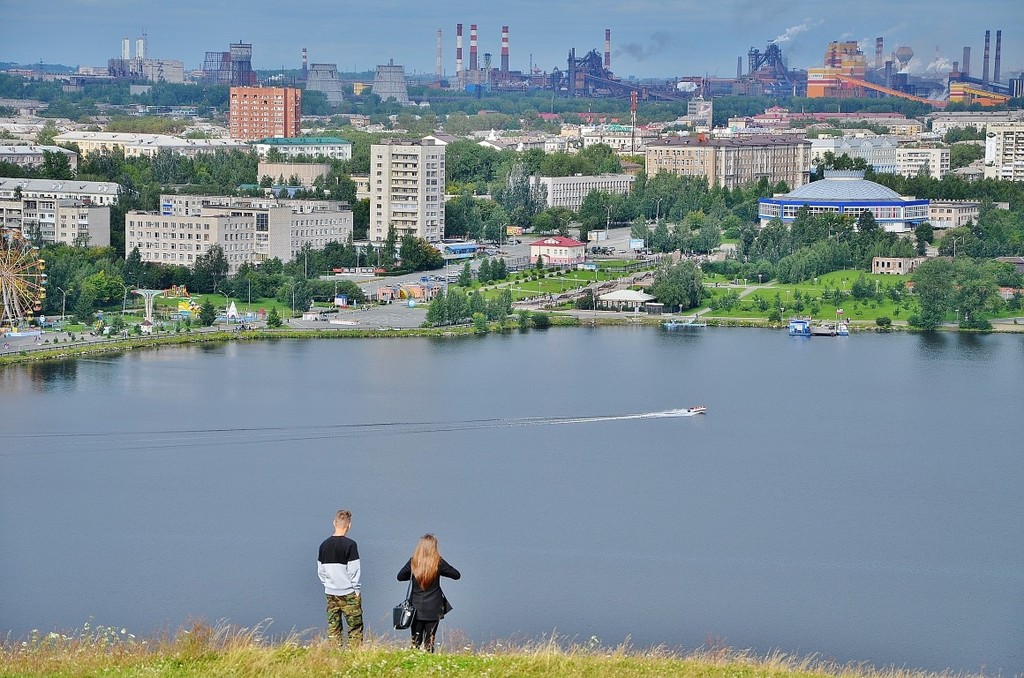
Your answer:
[2,0,1022,80]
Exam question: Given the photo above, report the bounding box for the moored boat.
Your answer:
[788,318,812,336]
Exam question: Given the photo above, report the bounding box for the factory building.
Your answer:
[229,87,302,141]
[369,139,445,243]
[758,171,929,233]
[646,135,811,190]
[126,195,353,273]
[107,34,185,83]
[201,43,257,86]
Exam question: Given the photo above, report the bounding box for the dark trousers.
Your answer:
[410,618,440,651]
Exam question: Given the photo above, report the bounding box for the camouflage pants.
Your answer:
[325,593,363,645]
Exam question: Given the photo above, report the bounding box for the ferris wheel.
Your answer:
[0,226,47,328]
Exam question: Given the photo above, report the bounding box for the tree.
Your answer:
[381,225,398,270]
[199,299,216,326]
[910,258,955,329]
[650,260,705,312]
[266,306,282,328]
[478,258,492,283]
[914,222,934,255]
[192,244,229,293]
[41,150,74,179]
[457,262,473,287]
[856,210,879,234]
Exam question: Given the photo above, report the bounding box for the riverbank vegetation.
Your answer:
[0,621,973,678]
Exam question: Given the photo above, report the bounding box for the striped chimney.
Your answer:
[875,37,883,69]
[501,26,509,72]
[456,24,463,73]
[470,24,478,71]
[605,29,611,70]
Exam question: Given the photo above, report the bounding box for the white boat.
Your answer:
[663,317,707,329]
[686,405,707,415]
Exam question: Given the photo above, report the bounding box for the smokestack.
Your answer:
[121,38,130,60]
[135,37,145,60]
[501,26,509,72]
[994,30,1002,83]
[962,46,971,77]
[470,24,478,71]
[456,23,463,74]
[875,37,884,69]
[983,30,990,83]
[437,29,443,80]
[301,47,307,80]
[885,60,893,88]
[605,29,611,70]
[737,56,743,78]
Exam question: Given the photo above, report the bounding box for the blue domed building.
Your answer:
[758,171,929,233]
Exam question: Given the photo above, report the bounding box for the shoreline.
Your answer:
[2,314,1021,367]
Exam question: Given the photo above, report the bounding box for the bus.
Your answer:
[440,242,478,259]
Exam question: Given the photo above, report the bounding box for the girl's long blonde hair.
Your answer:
[411,534,441,590]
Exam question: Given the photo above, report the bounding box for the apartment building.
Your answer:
[0,145,78,171]
[531,173,635,211]
[927,200,1009,229]
[228,87,302,141]
[252,137,352,161]
[811,136,899,174]
[53,131,246,158]
[645,135,811,190]
[369,139,445,243]
[581,124,660,154]
[0,178,117,246]
[895,145,950,179]
[126,194,352,273]
[984,122,1024,182]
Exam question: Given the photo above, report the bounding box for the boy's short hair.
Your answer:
[334,509,352,525]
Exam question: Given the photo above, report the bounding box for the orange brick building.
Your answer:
[229,87,302,141]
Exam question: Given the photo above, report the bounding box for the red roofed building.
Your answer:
[529,236,586,266]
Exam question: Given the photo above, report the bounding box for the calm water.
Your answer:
[1,329,1022,673]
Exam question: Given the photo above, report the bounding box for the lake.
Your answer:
[1,328,1021,673]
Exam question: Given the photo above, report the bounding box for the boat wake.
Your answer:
[3,409,705,455]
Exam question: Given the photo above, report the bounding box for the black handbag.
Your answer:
[393,578,415,630]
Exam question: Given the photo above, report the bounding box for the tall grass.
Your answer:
[0,621,975,678]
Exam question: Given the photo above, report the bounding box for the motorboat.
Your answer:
[686,405,707,415]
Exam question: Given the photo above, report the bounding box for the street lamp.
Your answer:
[290,282,296,318]
[121,284,130,317]
[57,286,71,322]
[952,235,965,258]
[655,197,663,224]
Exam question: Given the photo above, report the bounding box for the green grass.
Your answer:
[0,621,967,678]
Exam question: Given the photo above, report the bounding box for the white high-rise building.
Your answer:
[369,139,445,243]
[984,122,1024,182]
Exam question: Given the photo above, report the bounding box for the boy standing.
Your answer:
[317,510,362,645]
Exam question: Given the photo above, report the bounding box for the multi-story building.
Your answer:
[929,111,1024,136]
[758,171,929,233]
[810,136,899,174]
[0,145,79,172]
[646,134,811,190]
[581,124,660,154]
[369,139,445,243]
[0,178,118,246]
[984,122,1024,181]
[531,174,635,212]
[895,145,950,179]
[53,132,247,158]
[252,137,352,161]
[126,195,352,273]
[256,161,331,187]
[228,87,302,141]
[927,200,1009,229]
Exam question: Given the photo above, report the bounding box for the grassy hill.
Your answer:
[0,622,967,678]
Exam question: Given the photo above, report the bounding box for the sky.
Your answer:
[1,0,1022,81]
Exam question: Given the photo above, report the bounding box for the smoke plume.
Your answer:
[773,19,822,43]
[616,32,672,61]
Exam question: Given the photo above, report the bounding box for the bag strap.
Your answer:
[404,575,414,601]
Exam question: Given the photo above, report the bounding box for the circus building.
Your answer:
[758,171,929,233]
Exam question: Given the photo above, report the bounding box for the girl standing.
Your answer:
[397,534,461,652]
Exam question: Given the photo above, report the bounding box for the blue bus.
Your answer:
[441,242,478,259]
